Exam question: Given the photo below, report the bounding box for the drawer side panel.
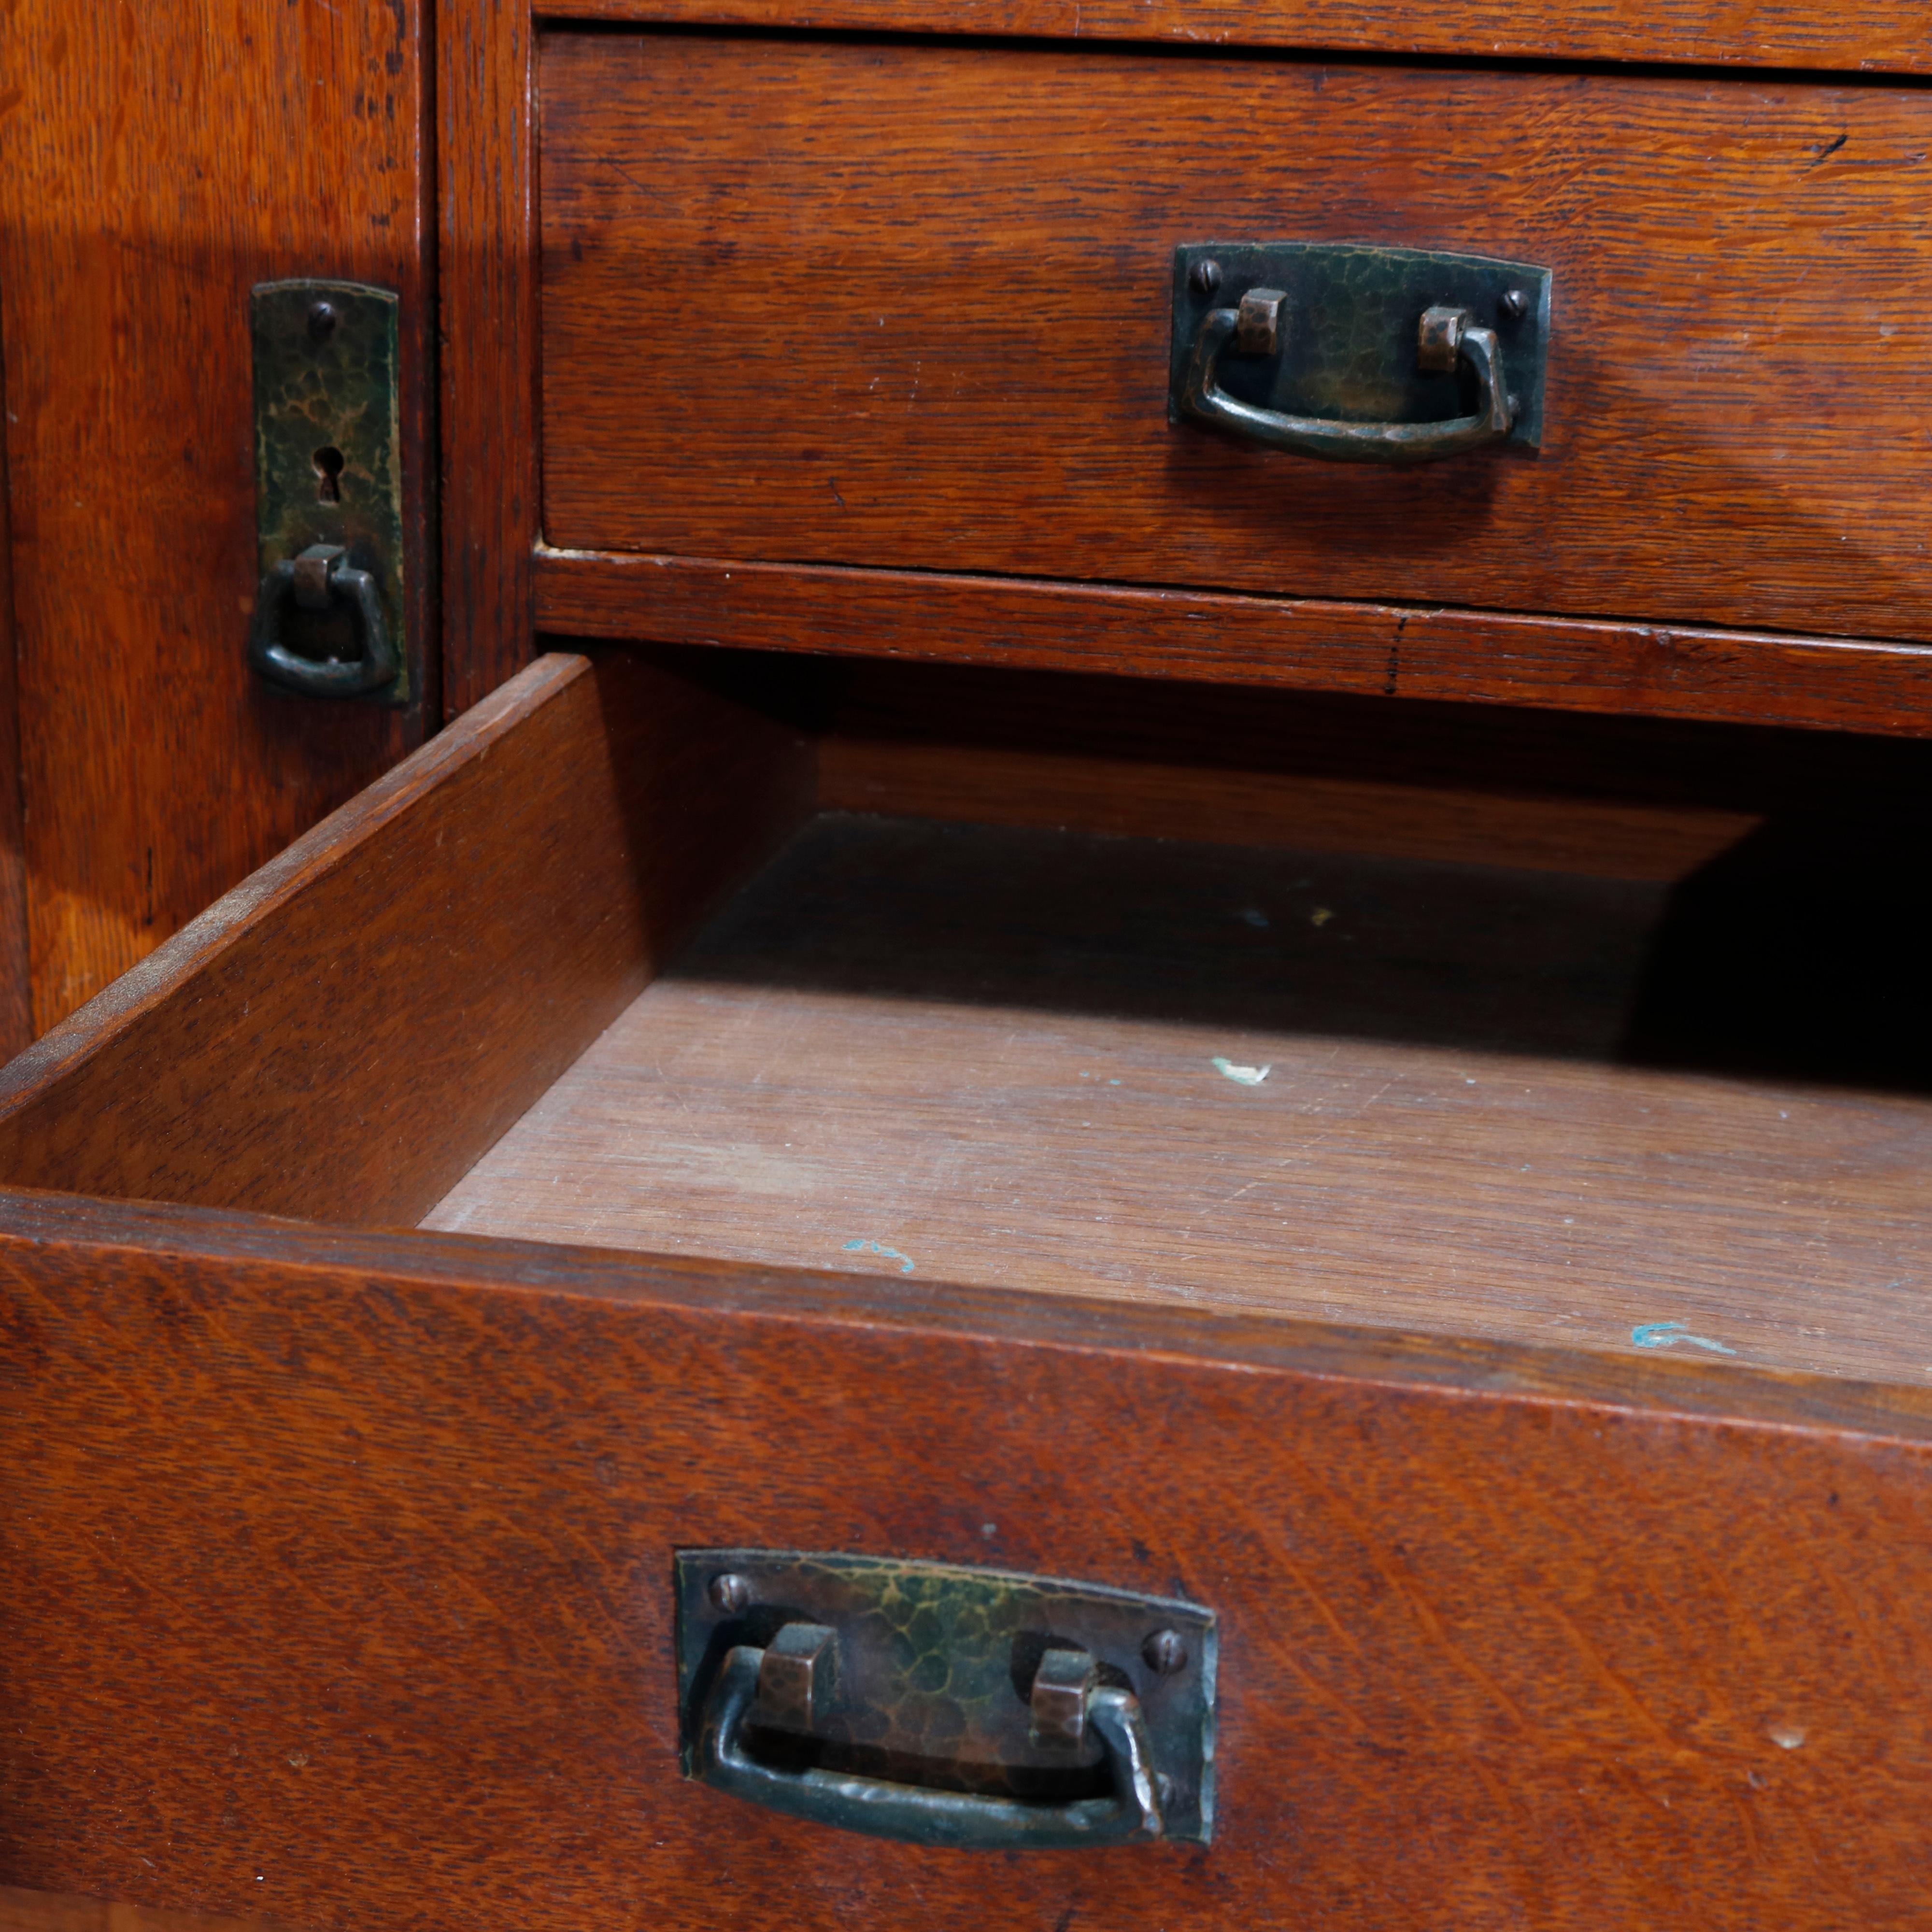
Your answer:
[0,653,813,1225]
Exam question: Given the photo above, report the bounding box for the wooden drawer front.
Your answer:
[7,1196,1932,1932]
[540,34,1932,646]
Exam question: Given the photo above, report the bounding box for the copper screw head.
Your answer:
[708,1572,752,1615]
[1142,1628,1189,1675]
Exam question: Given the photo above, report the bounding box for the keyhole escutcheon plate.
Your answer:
[250,279,409,704]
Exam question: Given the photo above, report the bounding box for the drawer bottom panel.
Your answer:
[426,806,1932,1384]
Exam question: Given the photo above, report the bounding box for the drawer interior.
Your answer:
[420,800,1924,1382]
[6,647,1932,1385]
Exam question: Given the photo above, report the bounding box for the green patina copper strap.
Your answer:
[250,279,408,704]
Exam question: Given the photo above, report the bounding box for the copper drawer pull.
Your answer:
[676,1550,1217,1850]
[1168,242,1550,466]
[1180,291,1513,465]
[696,1631,1166,1849]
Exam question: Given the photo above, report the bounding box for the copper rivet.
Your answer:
[1142,1628,1188,1675]
[708,1572,752,1615]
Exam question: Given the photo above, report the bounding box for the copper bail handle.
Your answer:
[1179,291,1515,466]
[248,542,399,698]
[695,1630,1167,1849]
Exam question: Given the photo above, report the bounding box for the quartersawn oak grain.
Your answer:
[3,621,1929,1925]
[536,547,1932,737]
[3,1190,1932,1930]
[540,37,1932,647]
[0,653,812,1224]
[556,0,1932,75]
[0,408,28,1060]
[0,1885,296,1932]
[0,0,434,1033]
[438,0,538,721]
[817,733,1761,879]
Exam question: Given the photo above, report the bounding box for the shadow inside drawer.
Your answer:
[673,810,1931,1090]
[1626,812,1932,1093]
[679,812,1662,1062]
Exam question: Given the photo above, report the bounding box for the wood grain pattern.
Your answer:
[540,37,1932,649]
[537,546,1932,737]
[0,652,812,1223]
[554,0,1932,75]
[0,380,28,1061]
[0,0,434,1033]
[813,655,1932,812]
[438,0,539,720]
[424,811,1932,1384]
[817,735,1762,879]
[0,1886,294,1932]
[5,1189,1932,1930]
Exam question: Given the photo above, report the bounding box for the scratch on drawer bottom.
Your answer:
[844,1238,915,1276]
[1633,1319,1736,1356]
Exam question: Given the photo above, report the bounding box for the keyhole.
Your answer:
[312,444,345,504]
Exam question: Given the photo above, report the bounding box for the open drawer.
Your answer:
[4,650,1932,1930]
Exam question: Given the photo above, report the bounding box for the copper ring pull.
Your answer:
[248,541,399,698]
[695,1626,1167,1849]
[1179,288,1515,466]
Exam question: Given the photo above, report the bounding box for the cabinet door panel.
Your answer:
[0,0,434,1034]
